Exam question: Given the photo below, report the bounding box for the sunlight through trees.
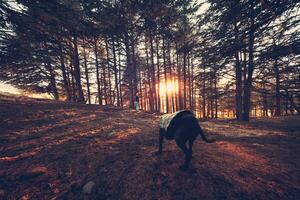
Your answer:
[0,0,299,120]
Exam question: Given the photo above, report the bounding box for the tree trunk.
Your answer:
[82,39,91,104]
[168,41,175,113]
[285,90,289,115]
[183,50,187,109]
[70,59,76,101]
[59,45,71,101]
[262,83,268,116]
[202,66,206,118]
[72,35,85,102]
[93,37,102,105]
[274,59,281,116]
[156,36,161,112]
[112,38,120,106]
[124,32,134,108]
[145,37,154,112]
[105,38,113,104]
[191,56,194,112]
[214,77,218,118]
[138,63,143,110]
[105,38,111,105]
[176,42,183,110]
[162,37,169,113]
[129,26,138,108]
[234,22,243,120]
[210,76,214,118]
[46,60,59,100]
[149,31,157,112]
[188,53,192,109]
[242,2,255,121]
[118,41,123,107]
[285,89,300,114]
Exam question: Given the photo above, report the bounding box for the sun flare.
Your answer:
[159,80,178,96]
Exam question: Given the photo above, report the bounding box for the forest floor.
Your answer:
[0,94,299,200]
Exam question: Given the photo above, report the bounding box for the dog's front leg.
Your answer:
[155,128,165,155]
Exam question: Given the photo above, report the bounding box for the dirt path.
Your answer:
[0,96,299,200]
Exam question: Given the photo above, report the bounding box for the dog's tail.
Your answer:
[193,118,215,143]
[199,127,215,143]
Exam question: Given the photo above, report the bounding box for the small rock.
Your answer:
[82,181,95,194]
[0,189,5,197]
[108,131,116,137]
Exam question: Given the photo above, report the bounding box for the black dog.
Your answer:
[155,110,214,170]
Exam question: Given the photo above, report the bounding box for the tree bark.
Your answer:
[124,32,134,108]
[214,77,218,118]
[202,66,206,118]
[149,30,157,112]
[59,44,71,101]
[70,59,76,101]
[162,37,169,113]
[183,49,187,109]
[242,2,255,121]
[46,60,59,100]
[176,42,183,110]
[72,35,85,102]
[210,76,214,118]
[138,62,143,110]
[274,59,281,116]
[191,56,195,112]
[234,22,243,120]
[82,39,91,104]
[104,38,111,105]
[285,89,300,114]
[168,41,175,113]
[112,38,120,106]
[118,41,123,107]
[145,37,154,112]
[93,37,102,105]
[188,53,192,109]
[131,27,138,107]
[156,36,161,112]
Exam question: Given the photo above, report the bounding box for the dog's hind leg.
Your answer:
[188,139,194,159]
[176,139,191,171]
[155,128,165,155]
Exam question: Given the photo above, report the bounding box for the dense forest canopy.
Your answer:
[0,0,299,121]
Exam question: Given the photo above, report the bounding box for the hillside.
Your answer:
[0,95,299,200]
